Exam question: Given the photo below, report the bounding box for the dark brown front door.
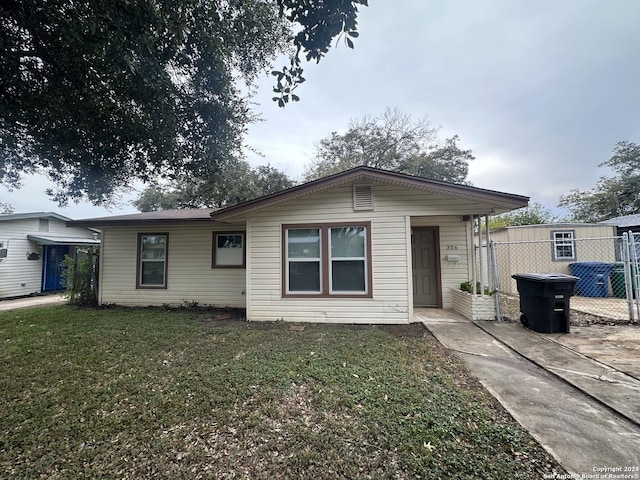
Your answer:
[412,227,440,307]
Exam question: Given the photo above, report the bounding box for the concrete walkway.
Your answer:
[423,315,640,476]
[0,293,66,311]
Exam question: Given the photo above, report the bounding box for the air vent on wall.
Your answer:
[353,185,373,211]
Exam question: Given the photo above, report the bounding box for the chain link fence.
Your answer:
[488,232,640,324]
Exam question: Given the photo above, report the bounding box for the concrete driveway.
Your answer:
[0,293,67,311]
[547,325,640,379]
[422,312,640,476]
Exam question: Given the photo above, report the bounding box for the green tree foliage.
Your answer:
[303,108,474,183]
[61,248,99,307]
[0,202,14,214]
[558,141,640,222]
[1,0,366,205]
[132,160,294,211]
[488,202,557,230]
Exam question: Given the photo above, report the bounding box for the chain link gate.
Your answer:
[488,233,640,325]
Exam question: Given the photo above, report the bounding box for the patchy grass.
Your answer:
[0,306,563,479]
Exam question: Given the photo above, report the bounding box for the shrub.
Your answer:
[61,248,99,306]
[459,281,495,296]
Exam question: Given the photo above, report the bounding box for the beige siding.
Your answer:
[99,224,246,307]
[411,216,469,310]
[244,183,476,324]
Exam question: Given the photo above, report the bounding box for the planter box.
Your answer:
[451,288,496,321]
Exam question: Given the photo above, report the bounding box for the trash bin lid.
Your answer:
[512,273,580,282]
[568,262,611,267]
[568,261,613,273]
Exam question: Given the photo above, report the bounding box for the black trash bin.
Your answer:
[511,273,579,333]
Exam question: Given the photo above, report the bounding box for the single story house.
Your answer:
[0,212,100,299]
[488,223,617,295]
[602,213,640,235]
[68,167,528,323]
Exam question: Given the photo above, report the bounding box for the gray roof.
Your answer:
[601,214,640,228]
[0,212,72,222]
[27,234,101,246]
[67,166,530,227]
[67,208,217,227]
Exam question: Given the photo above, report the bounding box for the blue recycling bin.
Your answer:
[569,262,612,297]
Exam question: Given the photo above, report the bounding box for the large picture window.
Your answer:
[552,230,575,261]
[137,233,168,288]
[213,232,245,268]
[283,223,371,297]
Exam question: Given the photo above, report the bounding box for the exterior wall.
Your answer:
[451,288,496,321]
[411,216,469,310]
[0,217,99,299]
[1,219,45,298]
[244,182,477,324]
[99,224,246,308]
[491,224,617,294]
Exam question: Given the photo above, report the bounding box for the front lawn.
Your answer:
[0,306,563,479]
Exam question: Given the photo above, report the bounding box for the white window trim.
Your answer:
[552,230,576,261]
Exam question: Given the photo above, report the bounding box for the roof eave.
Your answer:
[210,167,528,221]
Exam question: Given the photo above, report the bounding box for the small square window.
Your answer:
[552,231,575,261]
[213,232,245,268]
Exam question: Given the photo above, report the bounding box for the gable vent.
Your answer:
[353,185,374,211]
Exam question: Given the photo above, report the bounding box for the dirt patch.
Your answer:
[199,308,246,327]
[499,294,639,327]
[381,323,427,338]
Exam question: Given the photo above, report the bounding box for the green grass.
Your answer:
[0,306,563,479]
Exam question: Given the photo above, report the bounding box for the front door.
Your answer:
[412,227,440,307]
[42,245,70,292]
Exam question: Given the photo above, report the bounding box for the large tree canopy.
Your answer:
[487,202,558,230]
[132,160,294,211]
[558,141,640,223]
[303,108,475,184]
[0,0,367,205]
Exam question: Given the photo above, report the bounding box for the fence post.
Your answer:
[490,240,502,321]
[622,233,635,322]
[629,232,640,322]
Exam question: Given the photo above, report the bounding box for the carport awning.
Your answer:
[27,234,100,246]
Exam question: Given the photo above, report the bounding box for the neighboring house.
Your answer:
[67,167,528,324]
[601,214,640,260]
[489,223,617,295]
[602,213,640,235]
[0,212,100,299]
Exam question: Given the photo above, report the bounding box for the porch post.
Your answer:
[470,215,477,295]
[478,216,485,297]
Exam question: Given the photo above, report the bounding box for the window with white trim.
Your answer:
[552,230,575,261]
[138,234,168,288]
[283,223,371,297]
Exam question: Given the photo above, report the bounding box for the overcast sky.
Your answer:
[2,0,640,219]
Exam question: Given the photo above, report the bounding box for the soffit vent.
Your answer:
[353,185,374,211]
